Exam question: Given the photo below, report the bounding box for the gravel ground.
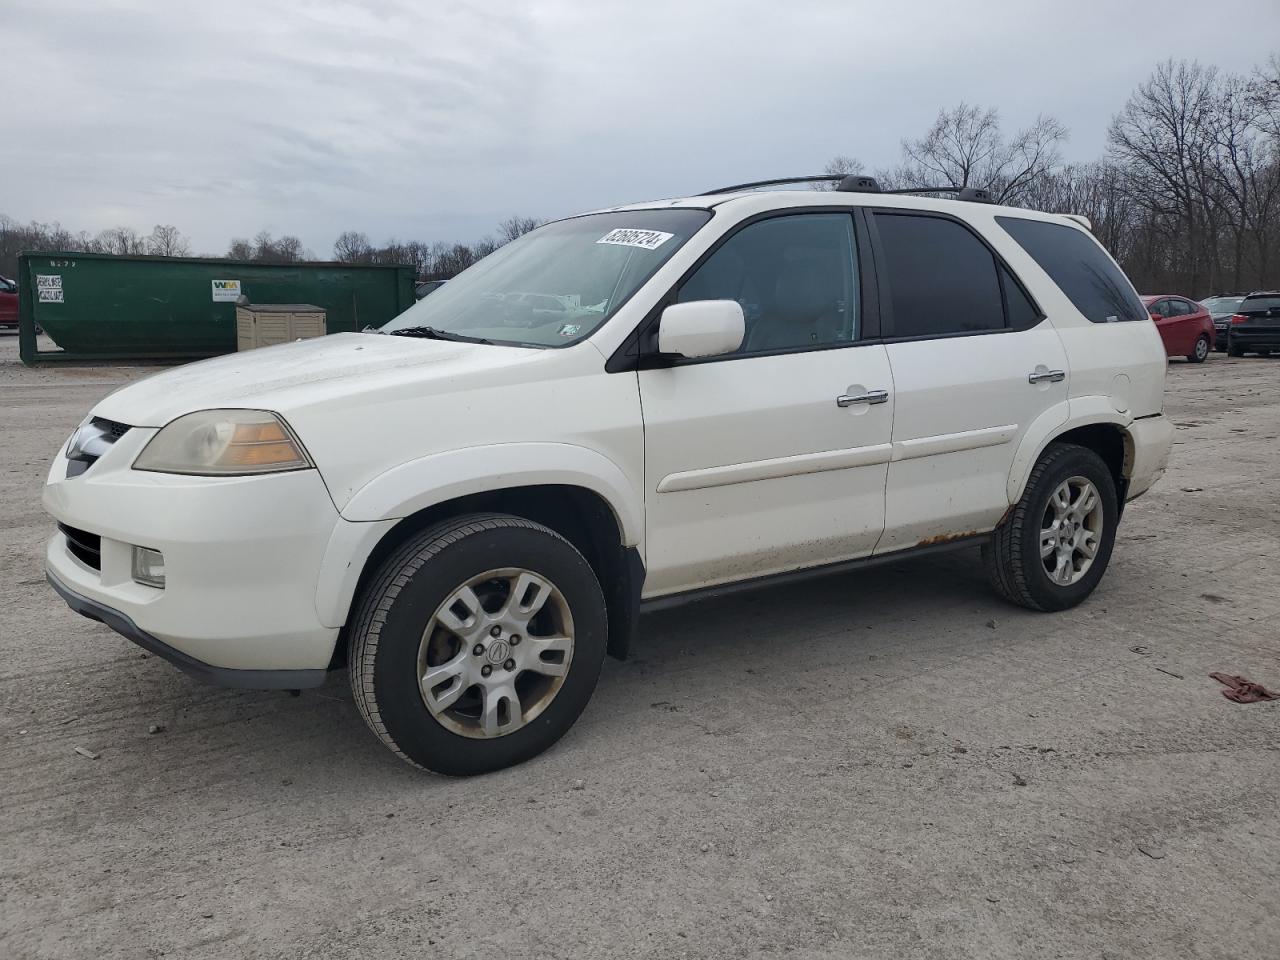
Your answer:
[2,333,1277,960]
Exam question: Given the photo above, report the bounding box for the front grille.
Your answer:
[59,523,102,570]
[66,418,131,478]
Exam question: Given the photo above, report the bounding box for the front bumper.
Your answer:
[47,571,327,688]
[1126,414,1174,501]
[43,424,341,683]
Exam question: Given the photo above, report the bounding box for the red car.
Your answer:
[0,276,18,330]
[1142,294,1213,363]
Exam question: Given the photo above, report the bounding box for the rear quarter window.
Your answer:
[997,216,1146,324]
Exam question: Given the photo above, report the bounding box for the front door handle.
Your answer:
[1027,369,1065,384]
[836,389,889,407]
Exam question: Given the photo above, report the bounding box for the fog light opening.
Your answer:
[131,546,166,589]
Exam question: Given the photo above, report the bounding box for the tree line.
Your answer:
[4,54,1277,295]
[0,215,541,280]
[825,55,1280,295]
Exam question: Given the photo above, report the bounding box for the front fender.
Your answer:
[313,443,644,629]
[339,442,644,544]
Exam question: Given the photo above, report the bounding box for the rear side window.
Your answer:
[873,213,1006,337]
[1000,265,1042,329]
[997,216,1145,324]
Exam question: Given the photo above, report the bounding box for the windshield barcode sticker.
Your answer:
[596,228,674,250]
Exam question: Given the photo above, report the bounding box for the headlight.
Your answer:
[133,409,313,476]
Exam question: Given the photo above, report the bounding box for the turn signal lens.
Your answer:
[133,410,312,476]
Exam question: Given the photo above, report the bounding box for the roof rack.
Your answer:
[698,176,995,204]
[883,185,994,204]
[698,174,877,195]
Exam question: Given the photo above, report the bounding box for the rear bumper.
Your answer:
[1229,329,1280,350]
[47,570,327,689]
[1127,414,1173,501]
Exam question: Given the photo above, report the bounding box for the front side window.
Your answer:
[873,213,1006,337]
[676,213,859,354]
[997,216,1146,324]
[381,209,711,347]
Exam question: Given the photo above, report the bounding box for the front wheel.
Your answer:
[348,514,607,775]
[983,443,1119,612]
[1187,334,1210,363]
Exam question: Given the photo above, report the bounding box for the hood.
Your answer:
[92,333,532,427]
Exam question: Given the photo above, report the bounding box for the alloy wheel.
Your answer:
[417,568,575,738]
[1040,476,1104,586]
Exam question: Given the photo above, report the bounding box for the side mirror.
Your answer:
[656,300,745,359]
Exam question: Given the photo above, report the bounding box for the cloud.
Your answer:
[3,0,1278,255]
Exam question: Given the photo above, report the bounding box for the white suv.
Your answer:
[43,176,1173,775]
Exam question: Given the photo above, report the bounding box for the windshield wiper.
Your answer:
[387,325,492,345]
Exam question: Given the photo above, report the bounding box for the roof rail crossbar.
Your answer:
[882,185,995,204]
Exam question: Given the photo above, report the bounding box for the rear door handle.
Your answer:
[836,389,889,407]
[1027,369,1065,384]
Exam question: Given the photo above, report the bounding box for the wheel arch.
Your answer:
[1007,404,1134,508]
[321,481,644,668]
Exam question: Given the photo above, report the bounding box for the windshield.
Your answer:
[381,209,711,346]
[1201,297,1242,313]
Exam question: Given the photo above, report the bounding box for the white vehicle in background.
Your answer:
[44,174,1173,775]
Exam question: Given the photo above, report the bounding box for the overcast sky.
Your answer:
[4,0,1279,256]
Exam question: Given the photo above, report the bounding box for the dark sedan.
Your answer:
[1200,294,1246,351]
[1227,292,1280,357]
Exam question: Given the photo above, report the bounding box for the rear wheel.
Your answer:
[983,443,1119,612]
[1187,334,1210,363]
[1228,340,1245,357]
[348,514,607,776]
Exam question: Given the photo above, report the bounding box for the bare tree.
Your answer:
[497,216,541,244]
[273,235,308,262]
[333,230,373,263]
[94,226,146,256]
[897,103,1066,203]
[145,224,191,257]
[1107,60,1222,291]
[226,237,253,260]
[811,155,865,191]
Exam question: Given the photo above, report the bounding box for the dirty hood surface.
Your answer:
[91,333,523,427]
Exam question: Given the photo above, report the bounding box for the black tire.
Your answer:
[348,513,607,776]
[982,443,1119,612]
[1186,334,1210,363]
[1259,349,1272,357]
[1228,341,1245,357]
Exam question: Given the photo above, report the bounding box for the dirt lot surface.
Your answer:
[2,334,1277,960]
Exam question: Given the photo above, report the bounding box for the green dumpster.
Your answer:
[17,252,415,365]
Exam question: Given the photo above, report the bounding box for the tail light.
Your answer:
[1230,314,1249,324]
